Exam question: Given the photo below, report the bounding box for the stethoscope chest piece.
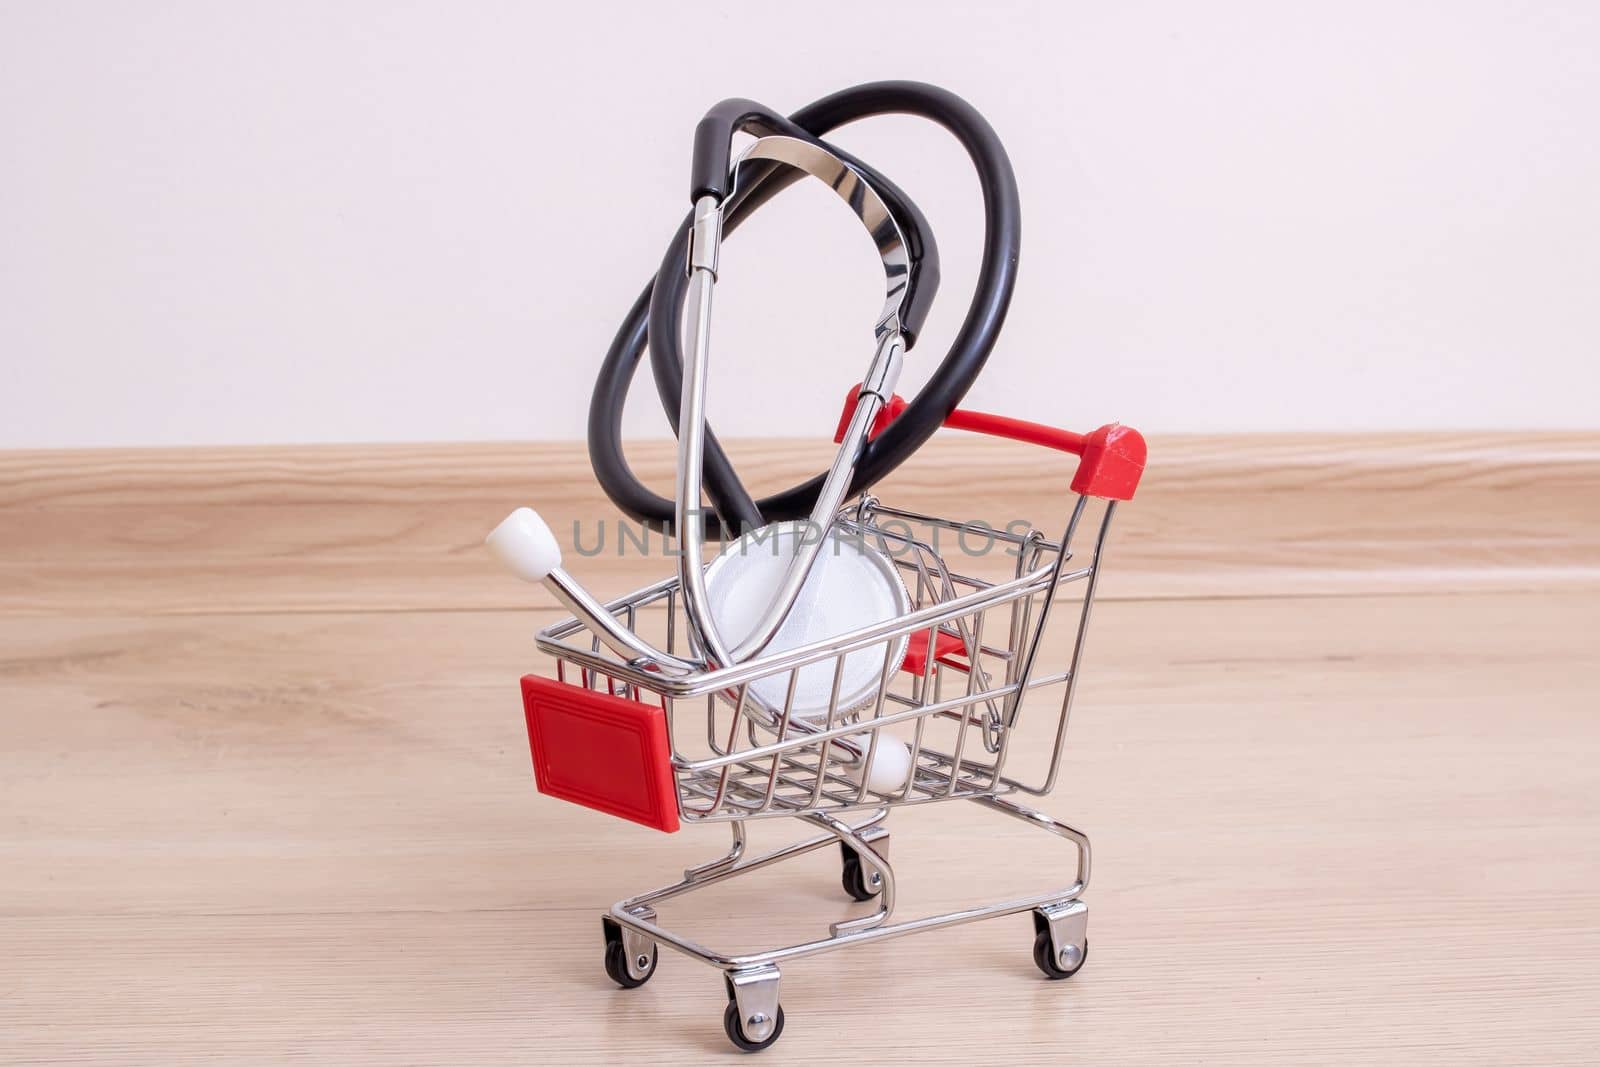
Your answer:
[702,521,909,718]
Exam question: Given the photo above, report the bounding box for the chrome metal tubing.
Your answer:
[542,565,696,675]
[1001,494,1089,728]
[670,137,914,668]
[1025,500,1117,797]
[730,136,911,339]
[537,550,1087,699]
[674,195,733,669]
[605,794,1088,973]
[723,360,898,663]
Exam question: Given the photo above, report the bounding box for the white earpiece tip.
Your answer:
[486,507,562,582]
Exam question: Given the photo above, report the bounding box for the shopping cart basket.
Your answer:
[505,400,1144,1051]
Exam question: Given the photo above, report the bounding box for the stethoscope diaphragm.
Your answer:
[702,520,909,719]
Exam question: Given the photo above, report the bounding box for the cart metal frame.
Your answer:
[533,493,1118,1049]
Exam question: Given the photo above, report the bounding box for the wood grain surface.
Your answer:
[2,435,1598,1064]
[3,433,1597,616]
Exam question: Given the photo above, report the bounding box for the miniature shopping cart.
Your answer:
[486,129,1146,1051]
[499,400,1144,1051]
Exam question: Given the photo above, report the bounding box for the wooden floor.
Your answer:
[3,435,1598,1064]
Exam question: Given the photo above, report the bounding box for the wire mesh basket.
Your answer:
[530,492,1117,828]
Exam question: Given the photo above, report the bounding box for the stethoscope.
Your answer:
[490,81,1019,769]
[587,80,1021,538]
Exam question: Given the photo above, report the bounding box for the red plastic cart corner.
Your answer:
[835,386,1147,501]
[521,675,680,833]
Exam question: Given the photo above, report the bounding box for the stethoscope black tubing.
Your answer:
[586,80,1020,536]
[587,100,943,533]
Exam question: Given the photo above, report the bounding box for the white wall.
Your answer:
[3,1,1598,449]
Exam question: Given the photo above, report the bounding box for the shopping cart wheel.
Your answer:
[601,917,657,989]
[723,1001,785,1052]
[1032,931,1089,979]
[1031,901,1089,979]
[724,967,784,1052]
[839,841,884,902]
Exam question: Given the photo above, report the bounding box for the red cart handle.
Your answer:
[834,386,1146,501]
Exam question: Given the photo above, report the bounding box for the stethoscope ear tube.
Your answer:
[674,138,917,666]
[585,80,1018,537]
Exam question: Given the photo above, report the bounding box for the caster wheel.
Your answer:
[839,841,883,902]
[723,1000,785,1052]
[601,918,656,989]
[1032,929,1088,980]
